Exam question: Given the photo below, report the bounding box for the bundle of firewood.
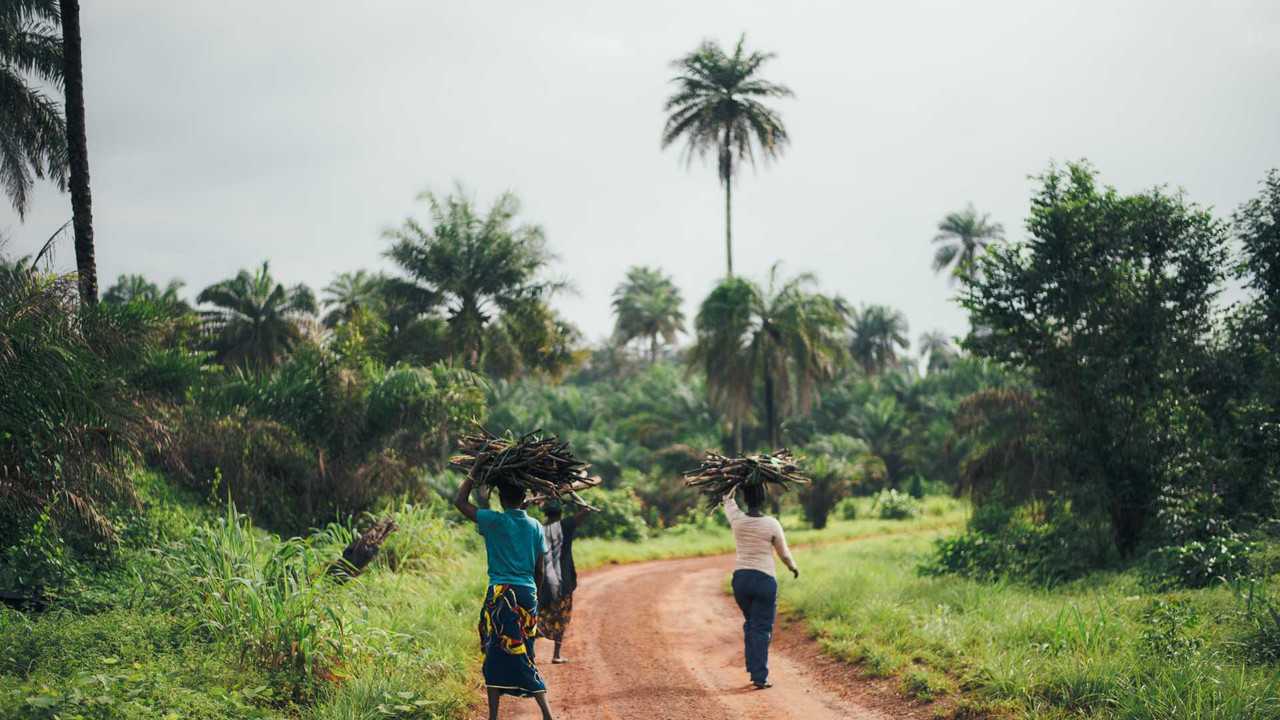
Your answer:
[682,450,810,509]
[450,427,601,509]
[328,516,397,582]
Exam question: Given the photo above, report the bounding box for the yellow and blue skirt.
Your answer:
[478,584,546,697]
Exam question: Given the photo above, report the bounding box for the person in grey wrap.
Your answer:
[536,501,590,663]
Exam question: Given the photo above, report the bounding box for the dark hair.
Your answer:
[544,501,563,521]
[498,483,526,509]
[742,483,766,511]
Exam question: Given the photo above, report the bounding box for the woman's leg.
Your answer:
[731,571,755,677]
[533,691,555,720]
[486,687,501,720]
[746,573,778,685]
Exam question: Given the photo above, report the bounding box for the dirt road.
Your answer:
[479,552,924,720]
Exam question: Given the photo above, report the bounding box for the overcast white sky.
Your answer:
[4,1,1279,345]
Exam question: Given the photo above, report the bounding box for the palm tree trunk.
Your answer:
[724,172,733,277]
[649,334,658,364]
[763,358,778,450]
[59,0,97,306]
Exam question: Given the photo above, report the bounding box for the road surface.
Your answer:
[477,552,930,720]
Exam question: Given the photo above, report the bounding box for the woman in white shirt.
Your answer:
[723,483,799,690]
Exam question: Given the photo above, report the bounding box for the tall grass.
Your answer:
[158,504,347,685]
[783,532,1280,719]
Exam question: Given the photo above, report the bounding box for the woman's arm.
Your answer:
[772,522,799,579]
[453,474,479,523]
[534,550,546,592]
[722,491,745,525]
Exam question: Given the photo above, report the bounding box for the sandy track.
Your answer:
[478,553,914,720]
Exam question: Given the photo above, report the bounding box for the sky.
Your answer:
[4,0,1279,346]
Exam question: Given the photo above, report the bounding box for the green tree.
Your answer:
[196,261,317,370]
[965,162,1229,556]
[321,269,386,328]
[0,0,67,219]
[918,330,957,374]
[932,203,1005,283]
[383,188,564,371]
[849,304,910,376]
[849,395,909,489]
[662,34,792,276]
[691,264,847,451]
[102,273,188,311]
[611,265,685,362]
[798,433,871,529]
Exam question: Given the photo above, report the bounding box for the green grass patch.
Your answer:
[782,531,1280,719]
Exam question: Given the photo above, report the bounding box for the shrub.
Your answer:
[836,497,859,521]
[921,508,1115,586]
[576,487,647,542]
[1144,534,1254,590]
[873,489,920,520]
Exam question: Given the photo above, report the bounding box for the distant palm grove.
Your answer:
[4,12,1280,720]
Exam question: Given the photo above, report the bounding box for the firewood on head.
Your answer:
[449,426,601,510]
[681,449,810,510]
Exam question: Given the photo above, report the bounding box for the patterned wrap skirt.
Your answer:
[538,591,574,642]
[478,584,546,696]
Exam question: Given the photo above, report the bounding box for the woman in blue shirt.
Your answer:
[454,473,556,720]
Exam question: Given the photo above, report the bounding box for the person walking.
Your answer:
[537,501,590,663]
[723,483,799,690]
[454,473,556,720]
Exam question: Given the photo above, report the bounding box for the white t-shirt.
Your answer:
[723,494,795,577]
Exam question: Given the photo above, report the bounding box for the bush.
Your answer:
[1144,534,1254,590]
[873,489,920,520]
[836,497,859,521]
[921,511,1115,586]
[576,487,647,542]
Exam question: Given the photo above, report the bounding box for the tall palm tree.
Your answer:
[55,0,94,305]
[932,203,1004,284]
[918,330,957,374]
[691,264,847,451]
[849,304,910,376]
[611,265,685,362]
[662,34,792,277]
[0,0,68,219]
[384,188,564,370]
[196,261,317,370]
[321,269,386,328]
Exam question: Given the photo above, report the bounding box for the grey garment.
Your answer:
[540,520,565,602]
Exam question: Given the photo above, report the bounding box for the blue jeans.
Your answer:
[731,569,777,684]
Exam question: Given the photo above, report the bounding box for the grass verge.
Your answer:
[783,531,1280,720]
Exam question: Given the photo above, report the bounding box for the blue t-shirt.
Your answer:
[476,508,547,589]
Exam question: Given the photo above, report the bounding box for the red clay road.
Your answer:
[478,552,926,720]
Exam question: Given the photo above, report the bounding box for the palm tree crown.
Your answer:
[662,34,792,276]
[611,265,685,362]
[196,261,317,370]
[383,188,565,370]
[1,0,67,218]
[102,273,189,312]
[691,264,847,451]
[918,330,957,374]
[321,269,387,328]
[849,304,910,376]
[932,204,1005,283]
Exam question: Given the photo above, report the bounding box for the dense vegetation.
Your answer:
[4,5,1280,716]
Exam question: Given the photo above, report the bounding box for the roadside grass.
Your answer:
[0,475,488,720]
[575,495,967,570]
[783,531,1280,720]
